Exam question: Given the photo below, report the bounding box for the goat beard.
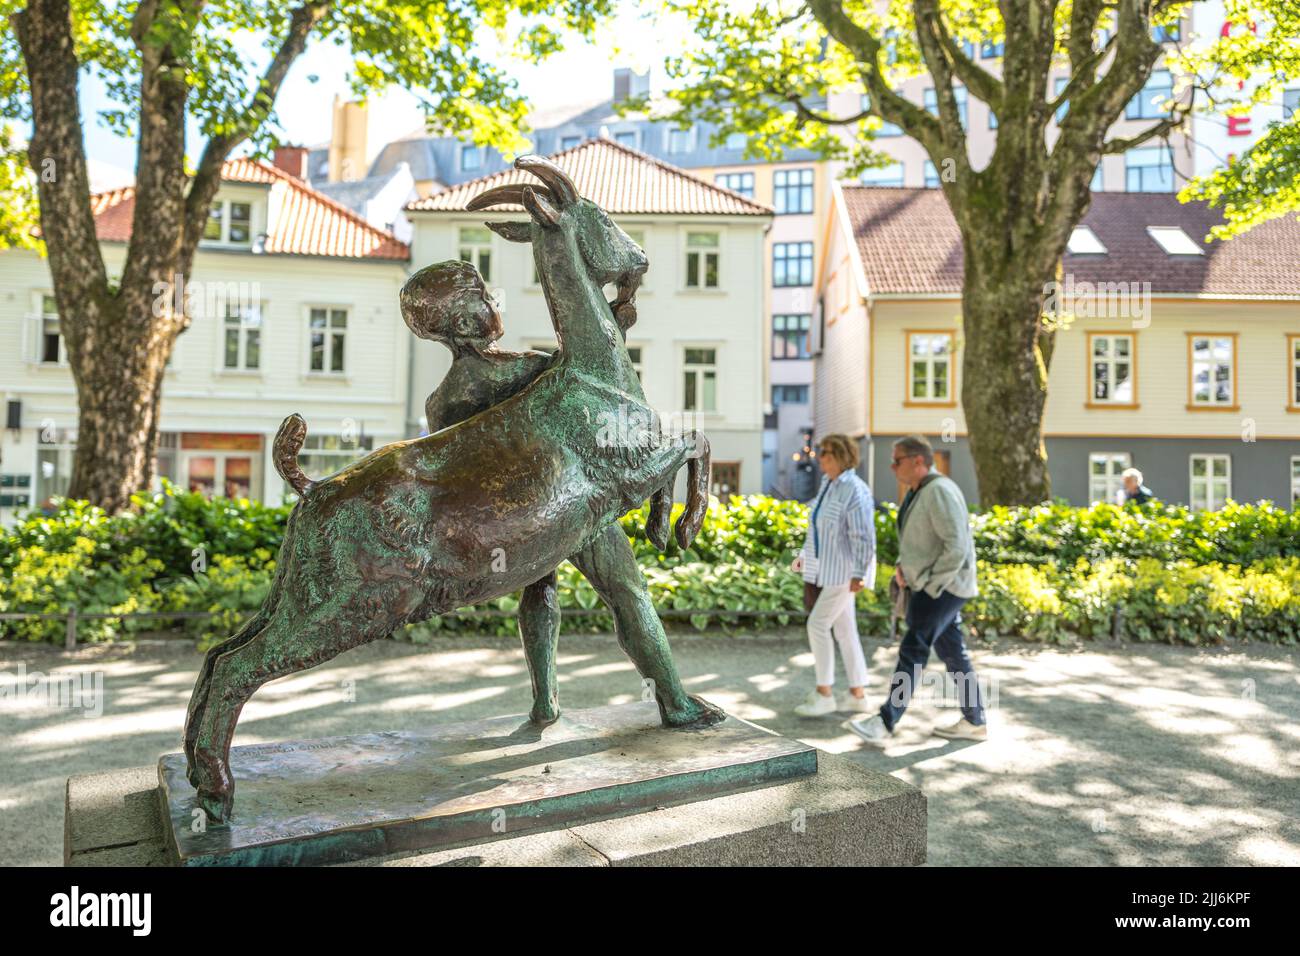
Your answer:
[610,272,641,333]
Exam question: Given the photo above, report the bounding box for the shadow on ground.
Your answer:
[1,629,1297,866]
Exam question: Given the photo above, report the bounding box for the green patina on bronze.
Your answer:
[183,156,722,824]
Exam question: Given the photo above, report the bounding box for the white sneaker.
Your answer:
[840,692,873,713]
[849,714,892,745]
[933,718,988,741]
[794,691,839,717]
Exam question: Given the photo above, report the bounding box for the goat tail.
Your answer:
[274,413,317,497]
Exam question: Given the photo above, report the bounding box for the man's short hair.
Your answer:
[1121,467,1144,484]
[893,435,934,467]
[817,433,859,470]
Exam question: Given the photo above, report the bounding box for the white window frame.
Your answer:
[305,305,349,376]
[1088,452,1131,504]
[906,331,956,403]
[220,301,264,373]
[202,199,253,246]
[681,229,722,291]
[625,343,645,383]
[1291,456,1300,507]
[31,291,67,366]
[459,145,482,172]
[682,345,719,413]
[613,129,639,149]
[1188,334,1236,408]
[667,126,694,154]
[458,225,494,283]
[1289,334,1300,411]
[1088,332,1136,404]
[1189,454,1231,511]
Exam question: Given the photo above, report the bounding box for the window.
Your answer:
[774,168,814,214]
[222,302,262,371]
[715,172,755,198]
[1054,76,1070,124]
[980,40,1004,58]
[36,428,77,508]
[37,293,64,364]
[1068,226,1108,255]
[626,346,643,382]
[202,200,252,245]
[1126,70,1173,120]
[724,131,748,150]
[1188,334,1236,408]
[861,97,905,137]
[988,107,998,130]
[860,162,904,187]
[1088,452,1131,504]
[614,130,638,148]
[1152,23,1180,43]
[1292,457,1300,507]
[1288,334,1300,410]
[772,314,811,359]
[1126,146,1173,192]
[924,86,968,127]
[684,232,720,288]
[460,145,481,171]
[1088,333,1135,404]
[1147,226,1203,255]
[667,127,692,153]
[907,331,955,402]
[772,384,810,405]
[298,434,375,482]
[924,161,940,188]
[1285,89,1300,122]
[773,242,813,287]
[308,307,348,374]
[683,348,717,412]
[458,226,493,282]
[560,135,581,150]
[1189,454,1231,510]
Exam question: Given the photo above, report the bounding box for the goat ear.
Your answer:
[485,221,532,243]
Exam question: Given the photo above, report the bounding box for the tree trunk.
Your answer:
[66,292,176,512]
[960,268,1053,506]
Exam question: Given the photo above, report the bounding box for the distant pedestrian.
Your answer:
[850,435,987,743]
[791,434,876,717]
[1116,467,1154,505]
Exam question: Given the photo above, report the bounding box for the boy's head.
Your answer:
[400,260,503,347]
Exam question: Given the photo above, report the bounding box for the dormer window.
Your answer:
[1068,226,1107,255]
[1147,226,1203,255]
[203,200,252,246]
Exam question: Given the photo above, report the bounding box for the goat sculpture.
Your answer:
[183,156,721,823]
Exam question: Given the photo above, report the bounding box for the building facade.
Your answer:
[815,185,1300,508]
[0,158,411,524]
[403,138,773,497]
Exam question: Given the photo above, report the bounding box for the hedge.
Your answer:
[1,485,1298,645]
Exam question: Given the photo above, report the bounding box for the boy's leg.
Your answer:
[519,572,561,724]
[932,609,986,726]
[878,589,965,731]
[570,523,724,727]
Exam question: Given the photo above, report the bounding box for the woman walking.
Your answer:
[792,434,877,716]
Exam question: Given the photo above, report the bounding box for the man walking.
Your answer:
[850,435,987,744]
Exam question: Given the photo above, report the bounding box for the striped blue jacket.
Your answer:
[800,470,877,588]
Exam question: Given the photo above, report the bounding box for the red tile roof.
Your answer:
[91,158,408,261]
[840,186,1300,297]
[407,137,773,216]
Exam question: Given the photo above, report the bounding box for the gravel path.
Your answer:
[2,630,1297,866]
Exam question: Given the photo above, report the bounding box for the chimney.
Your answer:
[328,97,369,183]
[273,145,308,180]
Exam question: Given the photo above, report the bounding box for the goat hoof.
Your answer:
[529,702,561,726]
[197,786,234,825]
[663,695,727,729]
[673,500,706,549]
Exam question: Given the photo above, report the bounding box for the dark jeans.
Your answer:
[879,588,985,730]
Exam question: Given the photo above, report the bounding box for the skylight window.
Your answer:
[1067,226,1107,255]
[1147,226,1203,255]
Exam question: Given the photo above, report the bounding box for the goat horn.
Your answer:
[522,186,561,227]
[515,155,578,206]
[466,184,535,210]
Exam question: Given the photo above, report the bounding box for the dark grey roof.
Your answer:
[367,136,443,185]
[313,169,404,215]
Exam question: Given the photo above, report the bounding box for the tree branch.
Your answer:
[1102,92,1193,152]
[915,0,1003,109]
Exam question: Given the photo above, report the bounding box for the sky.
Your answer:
[77,5,701,187]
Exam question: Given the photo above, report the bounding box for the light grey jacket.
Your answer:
[897,471,978,599]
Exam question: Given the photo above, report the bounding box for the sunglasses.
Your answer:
[890,453,919,467]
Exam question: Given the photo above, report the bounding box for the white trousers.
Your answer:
[806,583,869,688]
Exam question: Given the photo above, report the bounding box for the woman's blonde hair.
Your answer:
[817,434,859,470]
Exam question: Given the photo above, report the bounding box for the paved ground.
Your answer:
[2,630,1298,866]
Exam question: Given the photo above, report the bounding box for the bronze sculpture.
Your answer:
[183,156,722,823]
